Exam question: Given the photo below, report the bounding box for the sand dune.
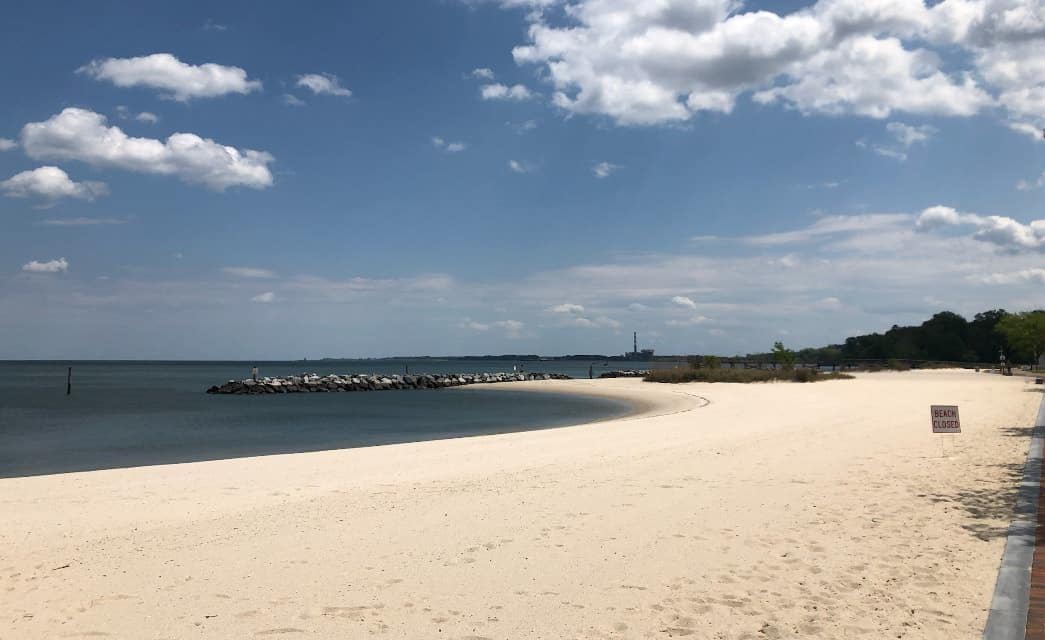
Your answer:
[1,370,1041,639]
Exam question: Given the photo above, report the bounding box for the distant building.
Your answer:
[624,331,655,360]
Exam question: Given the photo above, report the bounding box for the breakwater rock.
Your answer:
[599,369,650,378]
[207,372,572,395]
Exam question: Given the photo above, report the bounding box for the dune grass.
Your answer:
[645,368,854,384]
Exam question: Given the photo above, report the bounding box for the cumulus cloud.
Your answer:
[296,73,352,97]
[592,161,620,178]
[504,0,1028,126]
[223,266,275,278]
[471,67,496,80]
[549,302,585,314]
[671,295,697,309]
[1,166,108,204]
[480,83,534,100]
[22,257,68,273]
[0,137,18,151]
[547,301,618,328]
[975,268,1045,285]
[282,93,305,106]
[21,108,274,191]
[79,53,261,101]
[251,291,276,303]
[915,205,1045,251]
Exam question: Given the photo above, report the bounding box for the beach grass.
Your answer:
[644,367,854,384]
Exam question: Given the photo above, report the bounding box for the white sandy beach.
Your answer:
[1,370,1041,639]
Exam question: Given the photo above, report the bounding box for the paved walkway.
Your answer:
[983,389,1045,640]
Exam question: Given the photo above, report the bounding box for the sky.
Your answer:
[0,0,1043,359]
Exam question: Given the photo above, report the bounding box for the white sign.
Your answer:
[930,405,961,433]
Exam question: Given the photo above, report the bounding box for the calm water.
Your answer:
[0,360,652,478]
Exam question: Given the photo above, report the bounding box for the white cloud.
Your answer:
[0,137,18,151]
[886,122,937,146]
[754,36,991,119]
[1,166,108,203]
[508,159,532,173]
[745,213,912,245]
[813,296,843,311]
[136,111,159,124]
[251,291,276,303]
[223,266,275,279]
[975,268,1045,285]
[666,315,712,326]
[22,108,274,191]
[40,217,128,226]
[547,301,619,328]
[592,161,620,178]
[494,319,526,338]
[463,318,526,337]
[432,137,466,153]
[549,303,585,314]
[296,73,352,97]
[1007,121,1044,142]
[461,319,490,331]
[855,137,907,161]
[627,302,648,312]
[506,0,1015,126]
[671,295,697,309]
[471,67,496,80]
[282,93,305,106]
[915,205,1045,251]
[79,53,261,101]
[22,257,68,273]
[480,83,534,100]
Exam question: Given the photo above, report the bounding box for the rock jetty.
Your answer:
[599,369,650,378]
[207,372,571,395]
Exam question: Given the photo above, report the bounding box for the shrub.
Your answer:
[886,359,912,371]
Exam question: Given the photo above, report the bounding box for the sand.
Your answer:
[1,370,1041,639]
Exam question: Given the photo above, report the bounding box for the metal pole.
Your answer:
[66,366,71,395]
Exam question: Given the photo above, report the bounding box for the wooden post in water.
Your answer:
[66,366,72,395]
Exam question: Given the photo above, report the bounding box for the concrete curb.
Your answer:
[983,391,1045,639]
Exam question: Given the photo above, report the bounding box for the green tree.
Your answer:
[772,341,796,369]
[997,311,1045,370]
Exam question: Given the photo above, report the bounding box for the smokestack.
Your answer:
[633,331,637,354]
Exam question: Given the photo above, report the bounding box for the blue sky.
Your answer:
[1,0,1043,359]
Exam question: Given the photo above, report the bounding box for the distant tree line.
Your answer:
[744,309,1045,367]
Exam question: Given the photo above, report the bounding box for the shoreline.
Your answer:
[2,371,1040,639]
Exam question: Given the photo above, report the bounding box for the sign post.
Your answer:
[930,405,960,457]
